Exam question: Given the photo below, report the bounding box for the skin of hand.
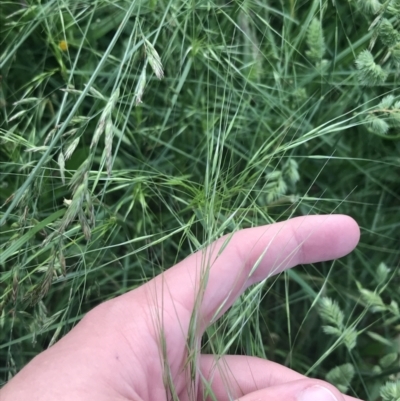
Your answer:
[0,215,361,401]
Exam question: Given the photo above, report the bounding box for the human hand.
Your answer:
[0,215,361,401]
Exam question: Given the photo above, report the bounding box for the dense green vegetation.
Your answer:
[1,0,399,399]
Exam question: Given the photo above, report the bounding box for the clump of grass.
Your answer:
[1,1,400,400]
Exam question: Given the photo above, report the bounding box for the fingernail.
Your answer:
[297,385,338,401]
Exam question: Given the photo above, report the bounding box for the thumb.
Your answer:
[236,379,353,401]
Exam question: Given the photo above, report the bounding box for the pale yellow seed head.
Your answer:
[59,40,68,51]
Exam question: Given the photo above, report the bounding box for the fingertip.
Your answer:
[293,214,360,265]
[296,381,344,401]
[296,379,364,401]
[329,214,361,257]
[236,378,352,401]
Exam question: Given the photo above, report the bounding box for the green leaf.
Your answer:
[380,353,398,368]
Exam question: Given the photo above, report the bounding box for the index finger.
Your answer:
[143,214,360,328]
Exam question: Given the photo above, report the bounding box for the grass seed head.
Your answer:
[105,117,114,176]
[58,151,66,185]
[64,137,80,160]
[135,68,147,105]
[145,39,164,79]
[355,49,388,86]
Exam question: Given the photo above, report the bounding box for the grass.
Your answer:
[1,0,400,400]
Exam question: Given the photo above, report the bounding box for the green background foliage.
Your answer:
[1,0,399,399]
